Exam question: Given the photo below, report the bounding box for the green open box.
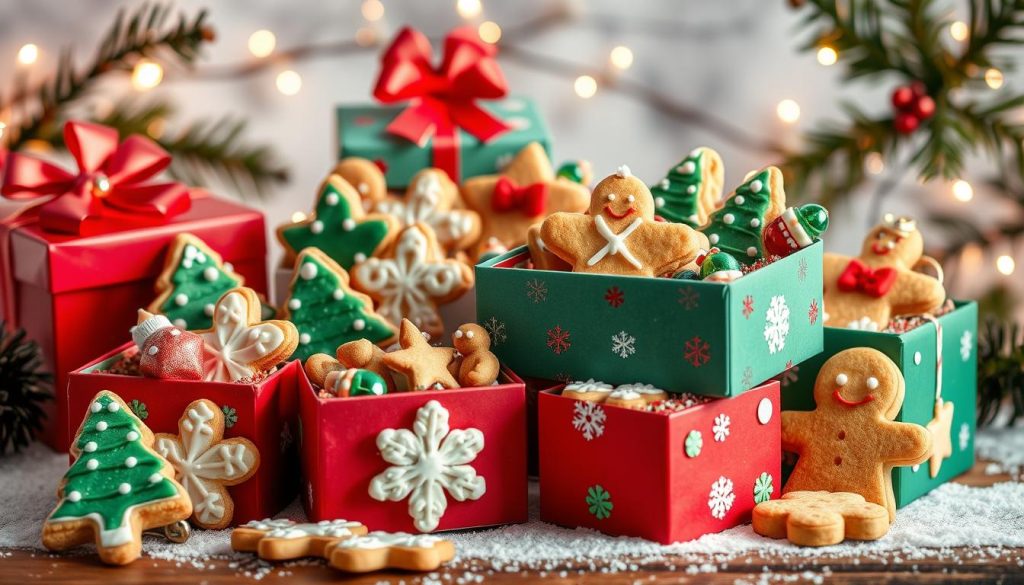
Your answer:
[475,243,824,397]
[780,301,977,507]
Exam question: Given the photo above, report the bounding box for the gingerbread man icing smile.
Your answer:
[541,166,707,277]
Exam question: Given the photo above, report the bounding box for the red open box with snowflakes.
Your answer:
[476,244,823,397]
[65,343,300,524]
[538,381,781,544]
[300,366,528,533]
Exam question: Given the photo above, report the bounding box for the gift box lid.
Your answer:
[6,192,266,295]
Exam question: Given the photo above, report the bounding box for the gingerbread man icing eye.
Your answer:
[465,330,475,339]
[627,194,635,203]
[454,330,464,339]
[836,373,849,386]
[607,193,617,201]
[866,376,879,389]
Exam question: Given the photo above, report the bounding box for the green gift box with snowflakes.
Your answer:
[475,243,824,397]
[336,97,552,189]
[780,301,977,507]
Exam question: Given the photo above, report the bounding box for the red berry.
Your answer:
[891,86,915,111]
[910,81,928,98]
[913,95,936,119]
[894,112,920,134]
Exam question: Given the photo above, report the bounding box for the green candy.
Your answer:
[556,161,589,184]
[700,251,743,282]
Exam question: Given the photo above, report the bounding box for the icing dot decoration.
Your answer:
[96,421,108,431]
[300,262,318,280]
[750,180,763,193]
[203,267,218,282]
[67,491,82,502]
[149,473,163,484]
[353,319,366,331]
[723,214,735,225]
[289,299,302,310]
[332,288,345,300]
[126,431,140,442]
[342,218,356,231]
[325,192,339,206]
[125,456,138,468]
[174,293,188,306]
[300,333,311,345]
[108,402,120,413]
[310,220,324,234]
[91,402,102,413]
[86,459,99,470]
[118,483,132,495]
[84,441,98,452]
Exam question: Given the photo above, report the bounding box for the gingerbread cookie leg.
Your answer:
[753,491,889,546]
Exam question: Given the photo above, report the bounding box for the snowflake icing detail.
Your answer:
[959,422,970,451]
[547,325,571,354]
[605,287,625,308]
[708,476,735,520]
[763,295,791,355]
[526,279,548,303]
[684,430,703,458]
[677,287,700,310]
[798,257,808,281]
[960,330,973,362]
[572,401,606,441]
[684,335,711,368]
[368,400,486,532]
[808,298,820,325]
[742,366,754,388]
[742,295,754,318]
[611,331,636,359]
[753,472,774,504]
[712,413,731,442]
[483,316,507,346]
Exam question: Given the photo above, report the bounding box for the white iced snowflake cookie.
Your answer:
[324,530,456,573]
[605,383,668,410]
[368,400,486,532]
[376,169,481,253]
[154,399,260,530]
[231,518,369,560]
[562,379,614,402]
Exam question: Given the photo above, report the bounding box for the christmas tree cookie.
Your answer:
[701,166,786,266]
[649,147,724,227]
[282,248,397,362]
[149,233,244,331]
[277,174,399,269]
[42,391,192,565]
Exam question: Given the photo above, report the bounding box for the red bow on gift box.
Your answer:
[373,27,511,147]
[1,121,190,235]
[491,177,547,217]
[837,259,897,298]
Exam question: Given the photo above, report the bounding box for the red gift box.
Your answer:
[0,194,267,449]
[65,343,300,524]
[539,381,781,544]
[300,367,528,533]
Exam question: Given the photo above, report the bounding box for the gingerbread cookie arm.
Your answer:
[780,410,813,454]
[879,420,933,465]
[888,270,946,317]
[539,212,592,267]
[648,222,707,275]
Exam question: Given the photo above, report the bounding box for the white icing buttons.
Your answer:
[749,180,763,193]
[757,397,773,424]
[325,192,339,206]
[746,246,758,257]
[118,483,132,494]
[734,195,745,205]
[332,288,345,300]
[174,293,189,306]
[149,473,163,484]
[86,459,99,470]
[95,421,108,431]
[67,491,82,502]
[300,262,318,280]
[835,373,848,386]
[108,402,120,413]
[866,377,879,390]
[148,345,159,356]
[342,218,356,231]
[125,456,137,468]
[354,253,367,263]
[709,234,719,245]
[173,318,188,329]
[627,194,635,203]
[750,218,761,228]
[723,213,735,225]
[126,431,139,442]
[678,161,696,174]
[607,193,617,201]
[687,185,697,194]
[310,220,324,234]
[353,319,366,331]
[84,441,98,452]
[91,401,102,413]
[288,299,302,310]
[203,267,218,282]
[299,333,311,345]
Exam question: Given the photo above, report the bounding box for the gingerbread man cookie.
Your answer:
[382,319,459,390]
[452,323,500,387]
[155,399,260,529]
[196,287,298,382]
[823,214,946,330]
[42,392,192,565]
[350,223,474,340]
[232,518,368,560]
[332,157,387,208]
[377,168,481,253]
[541,165,707,276]
[752,491,890,546]
[462,141,590,255]
[324,531,456,573]
[782,348,932,521]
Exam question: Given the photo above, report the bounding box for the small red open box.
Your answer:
[300,366,528,533]
[539,381,781,544]
[66,342,301,525]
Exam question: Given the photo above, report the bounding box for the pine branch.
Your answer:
[976,317,1024,427]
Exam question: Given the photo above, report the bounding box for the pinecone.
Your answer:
[0,324,52,455]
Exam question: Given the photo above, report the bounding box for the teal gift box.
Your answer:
[475,243,824,397]
[780,301,977,507]
[336,96,551,189]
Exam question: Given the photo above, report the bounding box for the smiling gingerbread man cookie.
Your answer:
[823,214,945,330]
[540,166,707,276]
[782,348,932,522]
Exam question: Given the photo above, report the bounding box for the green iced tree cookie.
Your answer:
[277,175,395,270]
[702,168,780,266]
[150,234,243,330]
[649,147,723,228]
[283,248,397,361]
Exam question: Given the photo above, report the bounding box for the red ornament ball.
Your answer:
[913,95,936,120]
[910,81,928,99]
[891,86,915,110]
[894,112,920,134]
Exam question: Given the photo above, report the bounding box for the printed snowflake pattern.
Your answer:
[129,399,149,420]
[763,295,791,355]
[611,331,636,359]
[959,422,970,451]
[742,295,754,319]
[221,405,238,428]
[713,413,731,442]
[483,316,507,346]
[280,421,294,454]
[677,287,700,310]
[708,476,735,520]
[684,335,711,368]
[572,401,606,441]
[684,430,703,458]
[742,366,754,388]
[605,287,625,308]
[798,257,808,282]
[960,330,973,362]
[777,360,799,388]
[547,325,572,354]
[586,485,613,520]
[368,400,486,532]
[753,472,774,504]
[808,298,820,325]
[526,279,548,303]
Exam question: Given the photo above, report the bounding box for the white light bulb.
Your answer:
[610,46,634,70]
[131,60,163,91]
[248,30,276,58]
[276,70,302,96]
[776,99,801,124]
[17,43,39,65]
[574,75,597,99]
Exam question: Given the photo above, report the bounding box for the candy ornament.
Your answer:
[700,250,743,283]
[762,204,829,258]
[131,309,205,380]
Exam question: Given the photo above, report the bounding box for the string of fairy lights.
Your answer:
[4,1,1019,280]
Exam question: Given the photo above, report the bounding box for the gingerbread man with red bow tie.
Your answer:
[823,214,945,330]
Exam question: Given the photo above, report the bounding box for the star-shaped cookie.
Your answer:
[461,141,590,255]
[381,319,458,390]
[925,398,954,478]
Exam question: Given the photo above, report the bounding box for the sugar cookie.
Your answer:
[376,168,481,253]
[381,319,459,390]
[232,518,368,560]
[332,157,387,207]
[149,233,244,331]
[325,531,456,573]
[649,147,724,227]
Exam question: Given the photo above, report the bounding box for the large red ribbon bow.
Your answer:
[373,27,511,147]
[1,120,190,235]
[837,259,897,298]
[491,177,547,217]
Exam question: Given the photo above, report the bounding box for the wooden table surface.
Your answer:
[3,461,1021,584]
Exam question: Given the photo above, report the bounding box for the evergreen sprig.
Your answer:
[0,324,52,456]
[976,318,1024,427]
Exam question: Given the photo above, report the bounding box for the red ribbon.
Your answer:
[373,27,511,179]
[837,259,897,298]
[491,177,547,217]
[1,120,190,235]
